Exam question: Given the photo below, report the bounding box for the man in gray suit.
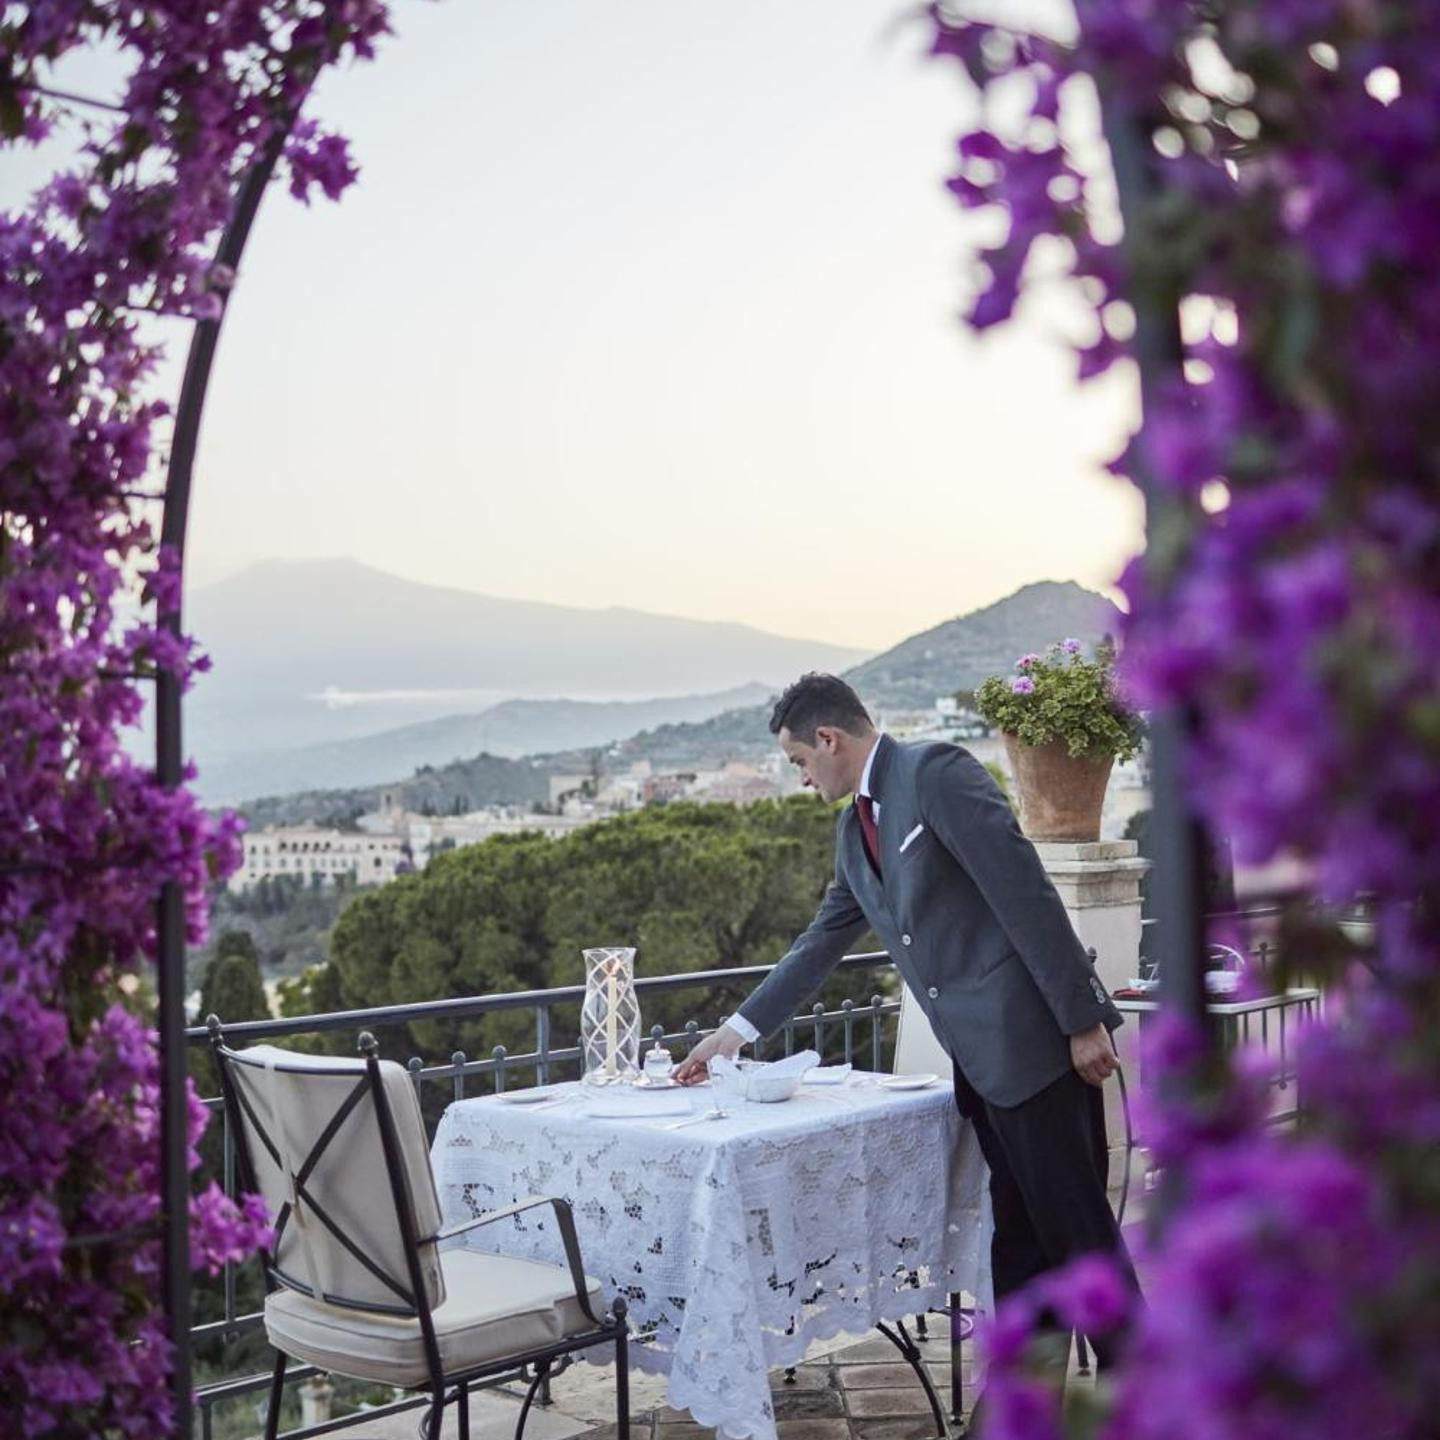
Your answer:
[676,673,1136,1362]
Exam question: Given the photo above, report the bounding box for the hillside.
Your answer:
[544,580,1119,770]
[237,751,554,830]
[843,580,1119,708]
[199,682,773,805]
[233,579,1118,823]
[547,701,777,774]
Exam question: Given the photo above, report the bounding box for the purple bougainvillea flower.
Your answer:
[985,1377,1063,1440]
[1011,676,1035,695]
[979,1292,1044,1369]
[926,9,1440,1439]
[0,3,389,1430]
[1042,1252,1132,1336]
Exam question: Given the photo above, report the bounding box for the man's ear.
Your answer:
[814,725,841,753]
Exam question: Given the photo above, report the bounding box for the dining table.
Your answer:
[430,1069,990,1440]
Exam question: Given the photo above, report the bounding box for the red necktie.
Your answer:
[856,794,881,875]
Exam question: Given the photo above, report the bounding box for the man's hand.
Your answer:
[673,1024,745,1085]
[1070,1022,1119,1087]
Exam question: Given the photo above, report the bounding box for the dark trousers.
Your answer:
[953,1062,1138,1369]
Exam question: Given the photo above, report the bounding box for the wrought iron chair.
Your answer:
[207,1018,630,1440]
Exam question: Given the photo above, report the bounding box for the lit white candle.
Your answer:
[605,961,619,1077]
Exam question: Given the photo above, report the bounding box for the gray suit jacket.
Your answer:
[737,735,1121,1107]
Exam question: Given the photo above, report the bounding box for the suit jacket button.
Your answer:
[901,934,912,946]
[927,986,939,1000]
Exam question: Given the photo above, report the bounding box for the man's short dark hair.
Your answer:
[769,673,872,744]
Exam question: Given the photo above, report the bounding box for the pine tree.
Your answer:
[192,931,270,1102]
[201,930,269,1025]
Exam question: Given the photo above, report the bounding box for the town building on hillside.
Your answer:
[358,805,592,867]
[227,825,407,893]
[549,774,593,809]
[1102,752,1151,840]
[592,773,645,812]
[876,697,989,744]
[642,772,697,806]
[688,760,789,806]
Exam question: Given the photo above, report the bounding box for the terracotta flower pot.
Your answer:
[1003,735,1114,843]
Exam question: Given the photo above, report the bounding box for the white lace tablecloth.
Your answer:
[431,1075,989,1440]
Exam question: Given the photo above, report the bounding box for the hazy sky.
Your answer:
[14,0,1142,654]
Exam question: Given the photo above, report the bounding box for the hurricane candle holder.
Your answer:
[580,946,641,1084]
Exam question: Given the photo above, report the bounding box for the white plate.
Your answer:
[634,1075,683,1090]
[496,1088,563,1104]
[878,1073,939,1091]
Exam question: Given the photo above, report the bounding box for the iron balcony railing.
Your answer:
[185,910,1329,1440]
[185,949,904,1440]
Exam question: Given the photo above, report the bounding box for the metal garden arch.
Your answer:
[152,20,1213,1435]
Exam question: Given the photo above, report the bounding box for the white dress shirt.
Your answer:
[722,735,882,1048]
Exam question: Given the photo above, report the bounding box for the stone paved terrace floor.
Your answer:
[304,1210,1142,1440]
[342,1208,1143,1440]
[359,1326,1004,1440]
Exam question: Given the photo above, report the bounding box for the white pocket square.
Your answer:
[899,823,925,853]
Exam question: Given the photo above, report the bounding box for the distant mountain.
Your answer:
[200,683,773,805]
[184,557,867,785]
[237,752,553,832]
[844,580,1119,708]
[234,579,1118,822]
[554,580,1120,771]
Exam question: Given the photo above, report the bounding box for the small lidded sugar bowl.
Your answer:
[642,1042,674,1085]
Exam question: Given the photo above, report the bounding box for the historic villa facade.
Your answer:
[226,825,407,892]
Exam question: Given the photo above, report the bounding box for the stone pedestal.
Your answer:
[1036,840,1148,1192]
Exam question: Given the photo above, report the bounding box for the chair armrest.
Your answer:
[431,1194,610,1330]
[434,1194,556,1241]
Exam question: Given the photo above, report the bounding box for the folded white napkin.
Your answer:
[803,1064,853,1085]
[711,1049,819,1082]
[755,1049,820,1078]
[710,1049,820,1101]
[580,1087,692,1119]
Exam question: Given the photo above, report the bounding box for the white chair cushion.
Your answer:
[264,1248,607,1388]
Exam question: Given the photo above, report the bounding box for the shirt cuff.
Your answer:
[722,1013,760,1045]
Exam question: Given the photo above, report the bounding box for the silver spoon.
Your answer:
[663,1108,731,1131]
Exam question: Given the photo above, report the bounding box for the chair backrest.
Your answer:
[214,1040,446,1316]
[894,981,952,1077]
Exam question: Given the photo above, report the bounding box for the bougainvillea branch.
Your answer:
[927,1,1440,1434]
[0,3,389,1432]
